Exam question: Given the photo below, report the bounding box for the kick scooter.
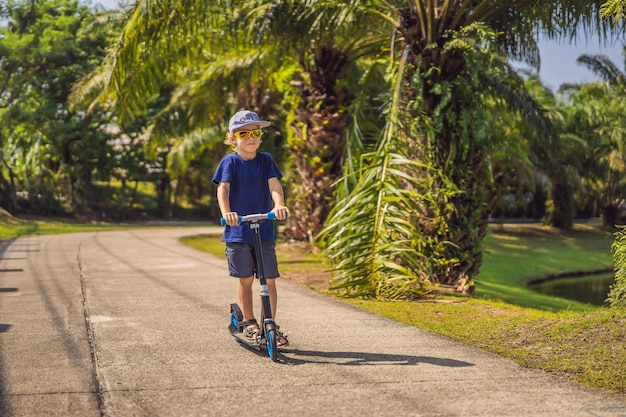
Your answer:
[222,212,284,362]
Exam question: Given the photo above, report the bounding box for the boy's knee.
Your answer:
[239,276,254,286]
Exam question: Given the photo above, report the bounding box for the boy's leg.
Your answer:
[226,242,257,325]
[266,278,288,346]
[238,276,255,322]
[267,278,278,320]
[260,241,279,319]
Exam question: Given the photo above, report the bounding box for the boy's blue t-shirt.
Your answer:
[212,152,283,243]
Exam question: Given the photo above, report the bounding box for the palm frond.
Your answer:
[601,0,626,26]
[577,53,626,86]
[318,45,435,299]
[319,150,430,298]
[69,61,111,112]
[166,127,222,175]
[95,0,233,121]
[478,57,553,144]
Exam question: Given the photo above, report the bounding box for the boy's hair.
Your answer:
[224,132,237,148]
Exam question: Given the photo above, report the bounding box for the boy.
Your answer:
[212,110,289,346]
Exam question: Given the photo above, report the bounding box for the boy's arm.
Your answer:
[268,177,289,220]
[217,182,239,226]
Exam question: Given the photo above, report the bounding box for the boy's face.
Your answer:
[233,124,263,155]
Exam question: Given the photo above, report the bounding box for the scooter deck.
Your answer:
[228,323,266,348]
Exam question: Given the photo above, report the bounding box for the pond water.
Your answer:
[530,273,615,306]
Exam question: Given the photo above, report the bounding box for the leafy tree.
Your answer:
[71,0,292,219]
[0,0,115,215]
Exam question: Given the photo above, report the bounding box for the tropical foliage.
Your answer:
[3,0,626,302]
[239,2,390,241]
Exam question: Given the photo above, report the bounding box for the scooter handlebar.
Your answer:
[220,211,286,226]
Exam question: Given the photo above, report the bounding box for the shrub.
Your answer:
[608,226,626,307]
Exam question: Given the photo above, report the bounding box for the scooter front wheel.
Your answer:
[265,328,278,362]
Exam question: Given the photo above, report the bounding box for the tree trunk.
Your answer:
[601,204,620,229]
[544,175,574,229]
[284,98,349,242]
[397,7,489,287]
[0,153,18,212]
[283,47,351,242]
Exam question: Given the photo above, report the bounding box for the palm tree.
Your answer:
[75,0,390,238]
[524,76,586,229]
[228,2,390,241]
[323,1,622,294]
[560,48,626,228]
[79,0,624,294]
[321,23,551,297]
[482,77,547,223]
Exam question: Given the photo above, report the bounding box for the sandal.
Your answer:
[276,326,289,347]
[241,319,259,339]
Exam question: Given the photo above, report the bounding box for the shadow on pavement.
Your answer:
[0,239,16,416]
[0,322,11,414]
[278,349,475,367]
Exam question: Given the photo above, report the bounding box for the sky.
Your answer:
[530,36,625,91]
[78,1,626,91]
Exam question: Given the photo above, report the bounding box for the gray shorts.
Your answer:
[225,241,280,279]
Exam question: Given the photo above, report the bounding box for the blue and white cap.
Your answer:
[228,110,271,133]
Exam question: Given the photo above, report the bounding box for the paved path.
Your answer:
[0,228,625,417]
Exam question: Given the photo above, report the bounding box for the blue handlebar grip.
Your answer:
[220,216,243,226]
[220,211,286,225]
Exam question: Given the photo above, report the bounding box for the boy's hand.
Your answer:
[223,211,240,226]
[272,206,289,221]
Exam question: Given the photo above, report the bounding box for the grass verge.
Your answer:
[0,210,131,238]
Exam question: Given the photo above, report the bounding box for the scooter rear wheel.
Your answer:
[230,303,243,332]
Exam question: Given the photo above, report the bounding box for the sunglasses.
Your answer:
[233,129,263,139]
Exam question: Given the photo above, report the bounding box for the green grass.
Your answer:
[0,214,129,238]
[179,234,225,256]
[2,214,624,395]
[477,225,613,310]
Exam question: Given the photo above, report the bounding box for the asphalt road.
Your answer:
[0,227,625,417]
